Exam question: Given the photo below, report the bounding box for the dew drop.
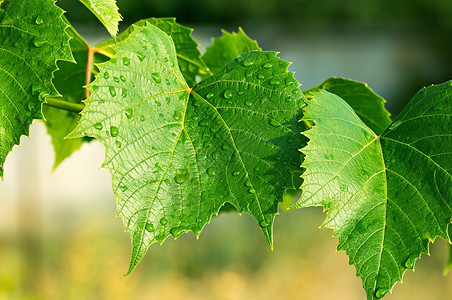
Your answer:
[113,77,120,83]
[137,52,145,61]
[375,288,389,299]
[164,57,169,62]
[259,221,268,227]
[109,86,116,97]
[404,254,417,269]
[122,89,127,98]
[269,119,279,127]
[125,108,133,119]
[151,72,161,84]
[104,72,110,79]
[254,166,260,172]
[110,126,119,137]
[196,217,203,223]
[237,91,245,95]
[221,144,229,150]
[35,15,44,25]
[263,63,272,68]
[243,60,254,67]
[245,180,252,187]
[232,170,240,176]
[145,222,155,232]
[248,188,256,194]
[257,74,265,80]
[123,57,130,66]
[207,167,216,176]
[94,122,103,130]
[245,100,252,107]
[198,119,209,127]
[120,75,126,82]
[155,100,161,106]
[92,85,99,92]
[160,217,168,225]
[165,78,171,85]
[116,140,122,148]
[270,79,280,85]
[173,111,182,121]
[33,37,45,48]
[174,175,184,184]
[206,92,214,99]
[140,115,145,122]
[223,89,233,99]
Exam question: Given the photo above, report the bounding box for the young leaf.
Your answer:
[304,77,392,135]
[202,28,261,75]
[0,0,73,178]
[79,0,122,37]
[70,23,305,273]
[293,81,452,299]
[95,18,210,86]
[43,22,106,168]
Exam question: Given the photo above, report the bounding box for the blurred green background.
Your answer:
[1,0,451,299]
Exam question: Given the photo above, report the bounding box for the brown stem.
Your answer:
[85,47,96,99]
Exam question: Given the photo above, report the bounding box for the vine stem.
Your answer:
[44,97,84,113]
[85,47,96,99]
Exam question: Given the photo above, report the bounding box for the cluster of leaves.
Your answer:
[0,0,450,299]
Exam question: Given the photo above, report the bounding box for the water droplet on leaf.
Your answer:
[263,63,272,68]
[35,15,44,25]
[137,52,145,61]
[232,170,240,176]
[206,93,214,99]
[243,60,254,67]
[145,222,154,232]
[33,37,45,47]
[104,72,110,79]
[248,188,256,194]
[120,75,126,82]
[151,72,161,84]
[223,89,233,99]
[160,218,168,225]
[116,140,122,148]
[375,288,389,299]
[173,111,182,121]
[123,57,130,66]
[259,221,267,227]
[125,108,133,119]
[109,86,116,97]
[110,126,119,137]
[92,85,99,92]
[207,167,216,176]
[245,100,252,107]
[270,79,280,85]
[94,122,103,130]
[122,89,127,98]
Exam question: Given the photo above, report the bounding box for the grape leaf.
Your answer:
[69,23,305,273]
[95,17,210,86]
[43,20,109,168]
[202,28,261,75]
[0,0,73,178]
[79,0,122,37]
[304,77,392,135]
[293,81,452,299]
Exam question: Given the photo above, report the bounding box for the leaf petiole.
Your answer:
[44,97,84,114]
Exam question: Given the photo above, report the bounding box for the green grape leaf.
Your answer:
[95,17,210,86]
[0,0,73,178]
[304,77,392,135]
[293,81,452,299]
[79,0,122,37]
[43,20,108,168]
[70,23,305,273]
[202,28,261,75]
